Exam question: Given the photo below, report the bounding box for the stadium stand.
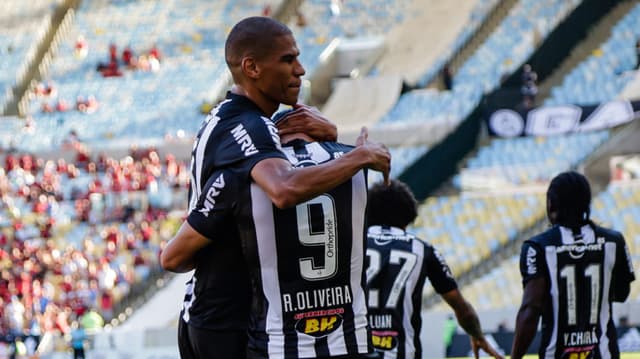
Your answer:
[418,0,640,335]
[544,3,640,106]
[367,144,430,185]
[455,130,611,189]
[321,75,403,131]
[0,0,61,114]
[373,0,499,86]
[20,0,283,152]
[413,191,545,276]
[0,147,189,354]
[376,0,582,130]
[289,0,414,77]
[444,1,640,193]
[621,70,640,99]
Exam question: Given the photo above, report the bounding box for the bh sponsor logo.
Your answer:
[371,330,398,351]
[294,308,344,338]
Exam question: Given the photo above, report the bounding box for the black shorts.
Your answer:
[178,318,247,359]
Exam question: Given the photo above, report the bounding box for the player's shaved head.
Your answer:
[225,17,292,69]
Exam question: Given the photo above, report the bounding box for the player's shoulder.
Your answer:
[526,226,560,247]
[591,223,625,242]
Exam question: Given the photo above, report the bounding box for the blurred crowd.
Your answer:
[0,147,189,354]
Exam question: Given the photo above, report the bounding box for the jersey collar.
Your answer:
[368,225,405,236]
[226,91,267,115]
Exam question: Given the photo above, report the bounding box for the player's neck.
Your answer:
[230,84,278,117]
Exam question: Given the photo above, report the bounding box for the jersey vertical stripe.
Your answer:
[250,183,286,357]
[598,242,616,359]
[189,103,226,211]
[401,240,423,358]
[544,246,559,359]
[326,332,347,357]
[349,170,371,354]
[295,330,316,357]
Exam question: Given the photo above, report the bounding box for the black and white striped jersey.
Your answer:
[190,139,373,358]
[365,226,457,359]
[181,92,286,331]
[520,224,636,359]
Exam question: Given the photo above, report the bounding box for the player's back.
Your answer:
[235,139,372,358]
[524,223,632,358]
[365,226,457,359]
[183,91,285,332]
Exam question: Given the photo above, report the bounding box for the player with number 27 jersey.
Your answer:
[366,226,457,359]
[189,139,373,358]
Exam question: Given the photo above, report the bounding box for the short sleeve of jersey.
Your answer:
[424,244,458,294]
[612,234,636,300]
[520,240,546,285]
[217,114,287,174]
[187,170,235,240]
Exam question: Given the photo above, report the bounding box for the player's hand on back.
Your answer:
[276,104,337,142]
[355,127,391,185]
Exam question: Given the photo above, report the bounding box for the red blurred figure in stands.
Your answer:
[55,99,71,112]
[76,95,99,114]
[41,102,54,113]
[75,35,88,59]
[20,154,33,172]
[35,81,57,97]
[262,4,271,16]
[122,45,134,67]
[109,43,117,64]
[98,43,123,77]
[148,44,161,61]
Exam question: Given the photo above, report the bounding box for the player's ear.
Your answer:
[242,57,260,79]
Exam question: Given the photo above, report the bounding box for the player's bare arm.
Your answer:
[275,104,338,142]
[442,289,504,359]
[161,221,210,273]
[511,276,546,359]
[251,127,390,208]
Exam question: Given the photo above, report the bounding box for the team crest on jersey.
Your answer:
[294,310,344,337]
[371,330,399,351]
